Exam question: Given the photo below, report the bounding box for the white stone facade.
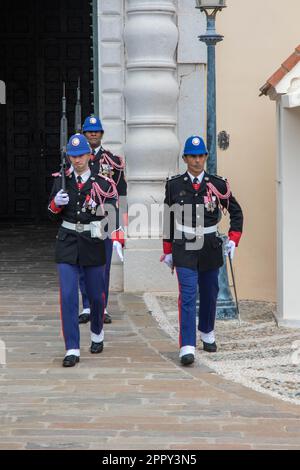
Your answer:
[177,0,206,167]
[266,64,300,328]
[97,0,207,292]
[97,0,125,155]
[97,0,125,291]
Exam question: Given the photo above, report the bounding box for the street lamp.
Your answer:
[196,1,237,320]
[195,0,226,8]
[196,0,226,175]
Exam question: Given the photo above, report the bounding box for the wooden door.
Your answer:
[0,0,93,222]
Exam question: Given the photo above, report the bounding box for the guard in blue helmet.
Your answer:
[183,136,208,156]
[66,133,91,156]
[78,115,127,327]
[48,134,119,367]
[82,115,104,133]
[161,136,244,367]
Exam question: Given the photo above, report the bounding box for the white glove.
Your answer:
[225,240,236,260]
[113,241,124,262]
[160,254,173,270]
[54,189,69,207]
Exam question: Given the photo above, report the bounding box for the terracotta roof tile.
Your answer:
[260,45,300,96]
[268,67,287,87]
[282,52,300,72]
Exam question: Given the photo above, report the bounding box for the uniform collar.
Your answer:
[74,169,91,184]
[92,145,101,156]
[187,171,205,184]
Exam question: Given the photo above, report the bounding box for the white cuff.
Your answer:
[91,330,104,344]
[180,346,195,358]
[65,349,80,358]
[200,331,215,344]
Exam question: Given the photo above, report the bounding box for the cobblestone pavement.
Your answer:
[144,295,300,406]
[0,225,300,450]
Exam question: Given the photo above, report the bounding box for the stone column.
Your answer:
[124,0,179,292]
[98,0,126,292]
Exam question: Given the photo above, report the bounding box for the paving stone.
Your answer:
[0,225,299,450]
[26,442,90,450]
[151,293,300,406]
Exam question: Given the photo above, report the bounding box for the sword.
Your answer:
[228,256,241,326]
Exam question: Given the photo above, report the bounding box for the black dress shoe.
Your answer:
[62,355,80,368]
[203,342,217,353]
[79,313,90,324]
[180,354,195,366]
[90,341,104,354]
[104,312,112,324]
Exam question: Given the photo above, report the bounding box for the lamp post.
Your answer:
[196,0,225,174]
[196,0,237,320]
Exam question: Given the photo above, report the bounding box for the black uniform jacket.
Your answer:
[163,172,243,271]
[90,146,127,197]
[48,173,118,267]
[90,146,127,228]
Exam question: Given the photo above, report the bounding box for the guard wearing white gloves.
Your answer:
[78,116,127,325]
[161,136,243,367]
[48,134,119,367]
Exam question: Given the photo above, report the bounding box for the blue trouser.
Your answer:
[58,264,106,351]
[79,238,113,310]
[79,268,90,310]
[176,267,219,349]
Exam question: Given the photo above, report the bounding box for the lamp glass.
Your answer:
[195,0,226,8]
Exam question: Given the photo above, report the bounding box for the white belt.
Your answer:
[62,221,91,233]
[176,222,217,236]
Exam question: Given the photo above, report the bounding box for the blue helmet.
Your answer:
[82,115,104,133]
[183,136,208,156]
[67,134,91,157]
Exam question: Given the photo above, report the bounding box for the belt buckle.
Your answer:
[195,225,204,237]
[76,223,85,233]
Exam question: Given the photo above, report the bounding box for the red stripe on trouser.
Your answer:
[176,269,183,348]
[102,292,106,323]
[59,287,66,346]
